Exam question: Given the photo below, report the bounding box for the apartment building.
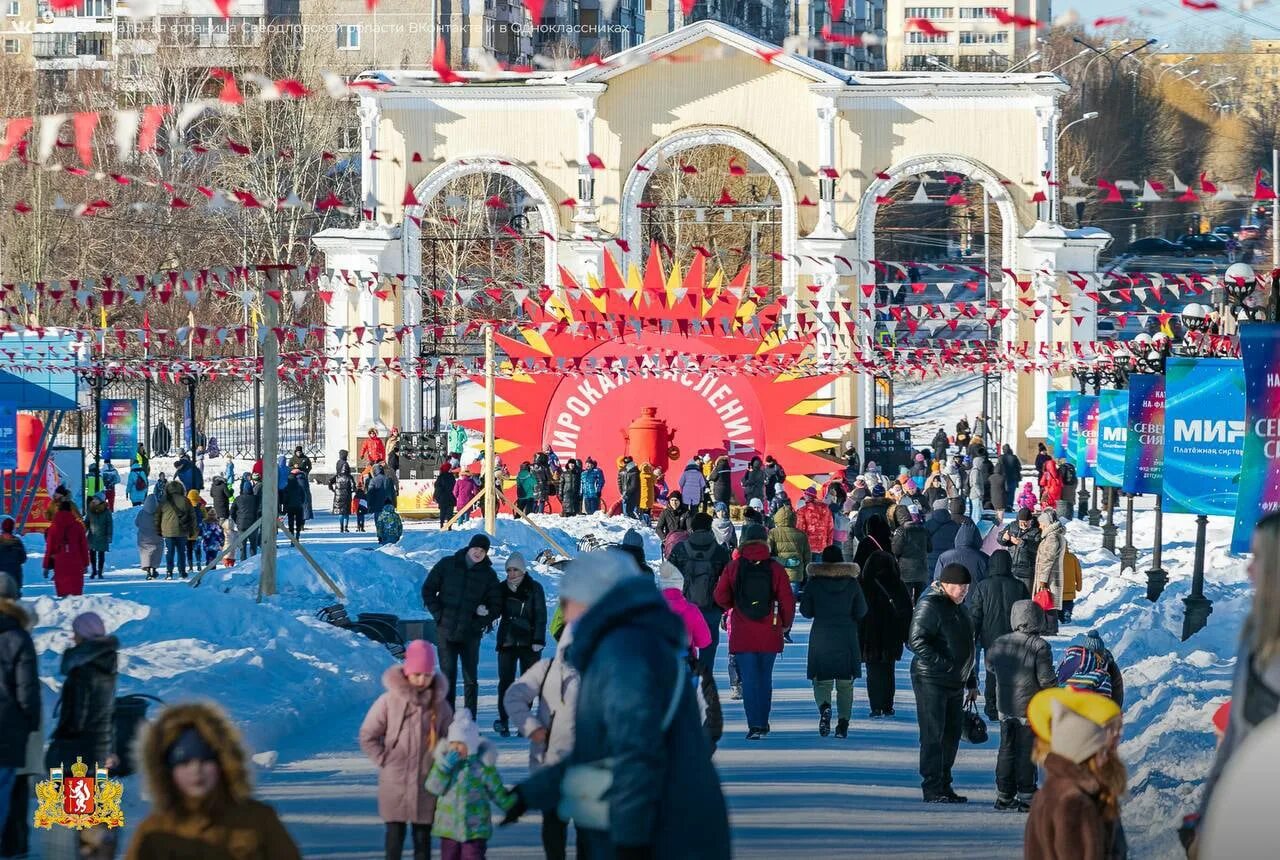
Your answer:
[884,0,1047,71]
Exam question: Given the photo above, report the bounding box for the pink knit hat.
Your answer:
[402,640,436,676]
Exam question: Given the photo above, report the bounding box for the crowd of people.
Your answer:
[4,415,1277,859]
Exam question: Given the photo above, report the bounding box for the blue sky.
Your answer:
[1064,0,1278,50]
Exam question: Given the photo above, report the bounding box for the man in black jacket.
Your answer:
[230,476,262,560]
[967,549,1030,720]
[433,463,457,528]
[909,564,979,804]
[493,551,547,737]
[997,508,1042,594]
[668,513,732,671]
[0,573,38,839]
[421,533,503,718]
[654,491,693,541]
[924,498,963,574]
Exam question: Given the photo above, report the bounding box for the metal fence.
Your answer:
[54,378,324,463]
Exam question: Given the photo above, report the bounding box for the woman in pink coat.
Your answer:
[658,560,711,652]
[358,640,453,860]
[44,501,89,597]
[452,473,479,513]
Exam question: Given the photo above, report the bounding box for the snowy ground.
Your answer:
[14,478,1245,858]
[894,374,985,444]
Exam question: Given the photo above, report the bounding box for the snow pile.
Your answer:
[1059,510,1248,856]
[893,374,984,440]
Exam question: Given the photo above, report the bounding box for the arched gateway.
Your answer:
[314,20,1110,468]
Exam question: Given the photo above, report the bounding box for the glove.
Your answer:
[501,789,527,825]
[476,606,489,617]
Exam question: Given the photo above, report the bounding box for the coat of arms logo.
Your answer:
[34,757,125,830]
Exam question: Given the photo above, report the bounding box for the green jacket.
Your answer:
[154,481,196,539]
[768,506,812,584]
[516,468,537,501]
[425,742,513,842]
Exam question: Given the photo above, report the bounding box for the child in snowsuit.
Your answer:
[425,708,515,859]
[376,502,404,545]
[988,599,1057,811]
[1017,481,1039,513]
[199,507,224,566]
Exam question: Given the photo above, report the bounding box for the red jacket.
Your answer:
[45,509,89,597]
[1040,460,1062,508]
[714,542,795,654]
[794,499,835,554]
[359,435,386,464]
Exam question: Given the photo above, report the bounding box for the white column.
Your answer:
[814,100,840,237]
[401,277,423,430]
[1034,101,1059,224]
[359,96,381,222]
[572,102,599,238]
[357,276,384,433]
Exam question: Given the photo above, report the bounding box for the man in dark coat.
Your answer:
[558,459,582,517]
[210,475,231,522]
[46,612,118,776]
[493,552,547,737]
[668,513,732,671]
[931,427,951,457]
[967,548,1031,720]
[365,464,391,514]
[933,522,989,587]
[997,509,1042,594]
[987,599,1056,810]
[1000,445,1022,512]
[854,485,894,541]
[654,491,693,541]
[891,505,931,604]
[742,458,766,507]
[433,463,457,527]
[909,566,978,803]
[925,498,963,575]
[762,456,786,505]
[282,469,307,539]
[0,574,39,833]
[421,533,503,718]
[619,458,641,518]
[531,453,552,513]
[230,476,262,559]
[515,552,731,859]
[799,546,867,738]
[287,446,314,520]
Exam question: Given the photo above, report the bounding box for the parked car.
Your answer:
[1239,224,1264,241]
[1124,237,1185,257]
[1178,233,1228,256]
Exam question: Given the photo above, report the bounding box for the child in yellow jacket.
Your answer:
[1061,549,1083,622]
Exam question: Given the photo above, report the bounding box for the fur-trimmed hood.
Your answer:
[431,735,498,768]
[138,701,252,813]
[805,561,860,579]
[0,598,33,631]
[379,665,450,708]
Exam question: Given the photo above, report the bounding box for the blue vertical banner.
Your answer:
[1049,393,1072,458]
[1068,393,1082,464]
[1123,374,1165,495]
[100,399,138,461]
[1073,395,1099,478]
[1162,357,1246,516]
[1231,324,1280,552]
[0,403,16,472]
[1095,390,1129,488]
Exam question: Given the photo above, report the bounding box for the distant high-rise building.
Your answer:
[884,0,1048,71]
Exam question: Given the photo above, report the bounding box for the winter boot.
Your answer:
[746,727,763,741]
[834,719,849,739]
[493,720,510,738]
[994,795,1024,812]
[818,703,832,737]
[165,571,173,580]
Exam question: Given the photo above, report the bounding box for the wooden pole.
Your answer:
[501,493,571,558]
[440,486,485,531]
[483,324,496,536]
[259,267,281,596]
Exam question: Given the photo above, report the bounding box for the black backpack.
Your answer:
[734,556,776,621]
[681,544,719,607]
[1058,462,1077,485]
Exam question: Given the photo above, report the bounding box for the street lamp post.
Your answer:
[1126,333,1171,600]
[1182,514,1213,640]
[1119,491,1139,570]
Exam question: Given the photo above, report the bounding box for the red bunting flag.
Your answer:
[1255,170,1277,201]
[432,38,465,84]
[906,17,948,36]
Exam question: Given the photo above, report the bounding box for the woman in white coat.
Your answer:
[135,494,164,580]
[503,625,581,860]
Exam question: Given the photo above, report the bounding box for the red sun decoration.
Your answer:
[459,246,852,507]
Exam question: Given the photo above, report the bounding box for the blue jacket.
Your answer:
[175,459,203,492]
[580,466,605,500]
[521,576,730,858]
[677,462,707,504]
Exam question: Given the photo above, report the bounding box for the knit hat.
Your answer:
[622,529,644,549]
[0,572,16,600]
[560,549,641,607]
[505,552,527,573]
[804,486,818,498]
[939,563,972,585]
[749,498,764,511]
[1028,687,1121,762]
[691,512,713,531]
[467,533,491,551]
[821,545,844,563]
[72,611,106,640]
[402,640,436,676]
[871,484,886,498]
[1018,507,1034,522]
[1084,629,1107,655]
[714,502,728,515]
[186,490,201,505]
[740,523,769,544]
[657,560,684,591]
[165,727,218,768]
[447,707,482,752]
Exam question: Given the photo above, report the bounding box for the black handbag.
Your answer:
[961,701,989,744]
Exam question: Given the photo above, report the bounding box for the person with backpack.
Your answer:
[100,461,120,510]
[492,552,546,738]
[892,503,931,604]
[714,522,796,740]
[126,460,149,507]
[376,502,404,546]
[800,545,867,739]
[998,508,1042,594]
[668,512,732,673]
[579,457,604,515]
[503,621,581,860]
[968,548,1031,721]
[988,599,1057,812]
[768,504,811,596]
[859,550,914,718]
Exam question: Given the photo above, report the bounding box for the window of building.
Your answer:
[33,32,75,57]
[907,31,950,43]
[336,24,360,50]
[77,33,107,56]
[904,7,952,18]
[5,1,17,16]
[2,38,16,53]
[958,6,999,17]
[55,0,111,16]
[958,30,1008,43]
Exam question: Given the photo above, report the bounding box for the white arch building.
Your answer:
[314,20,1110,463]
